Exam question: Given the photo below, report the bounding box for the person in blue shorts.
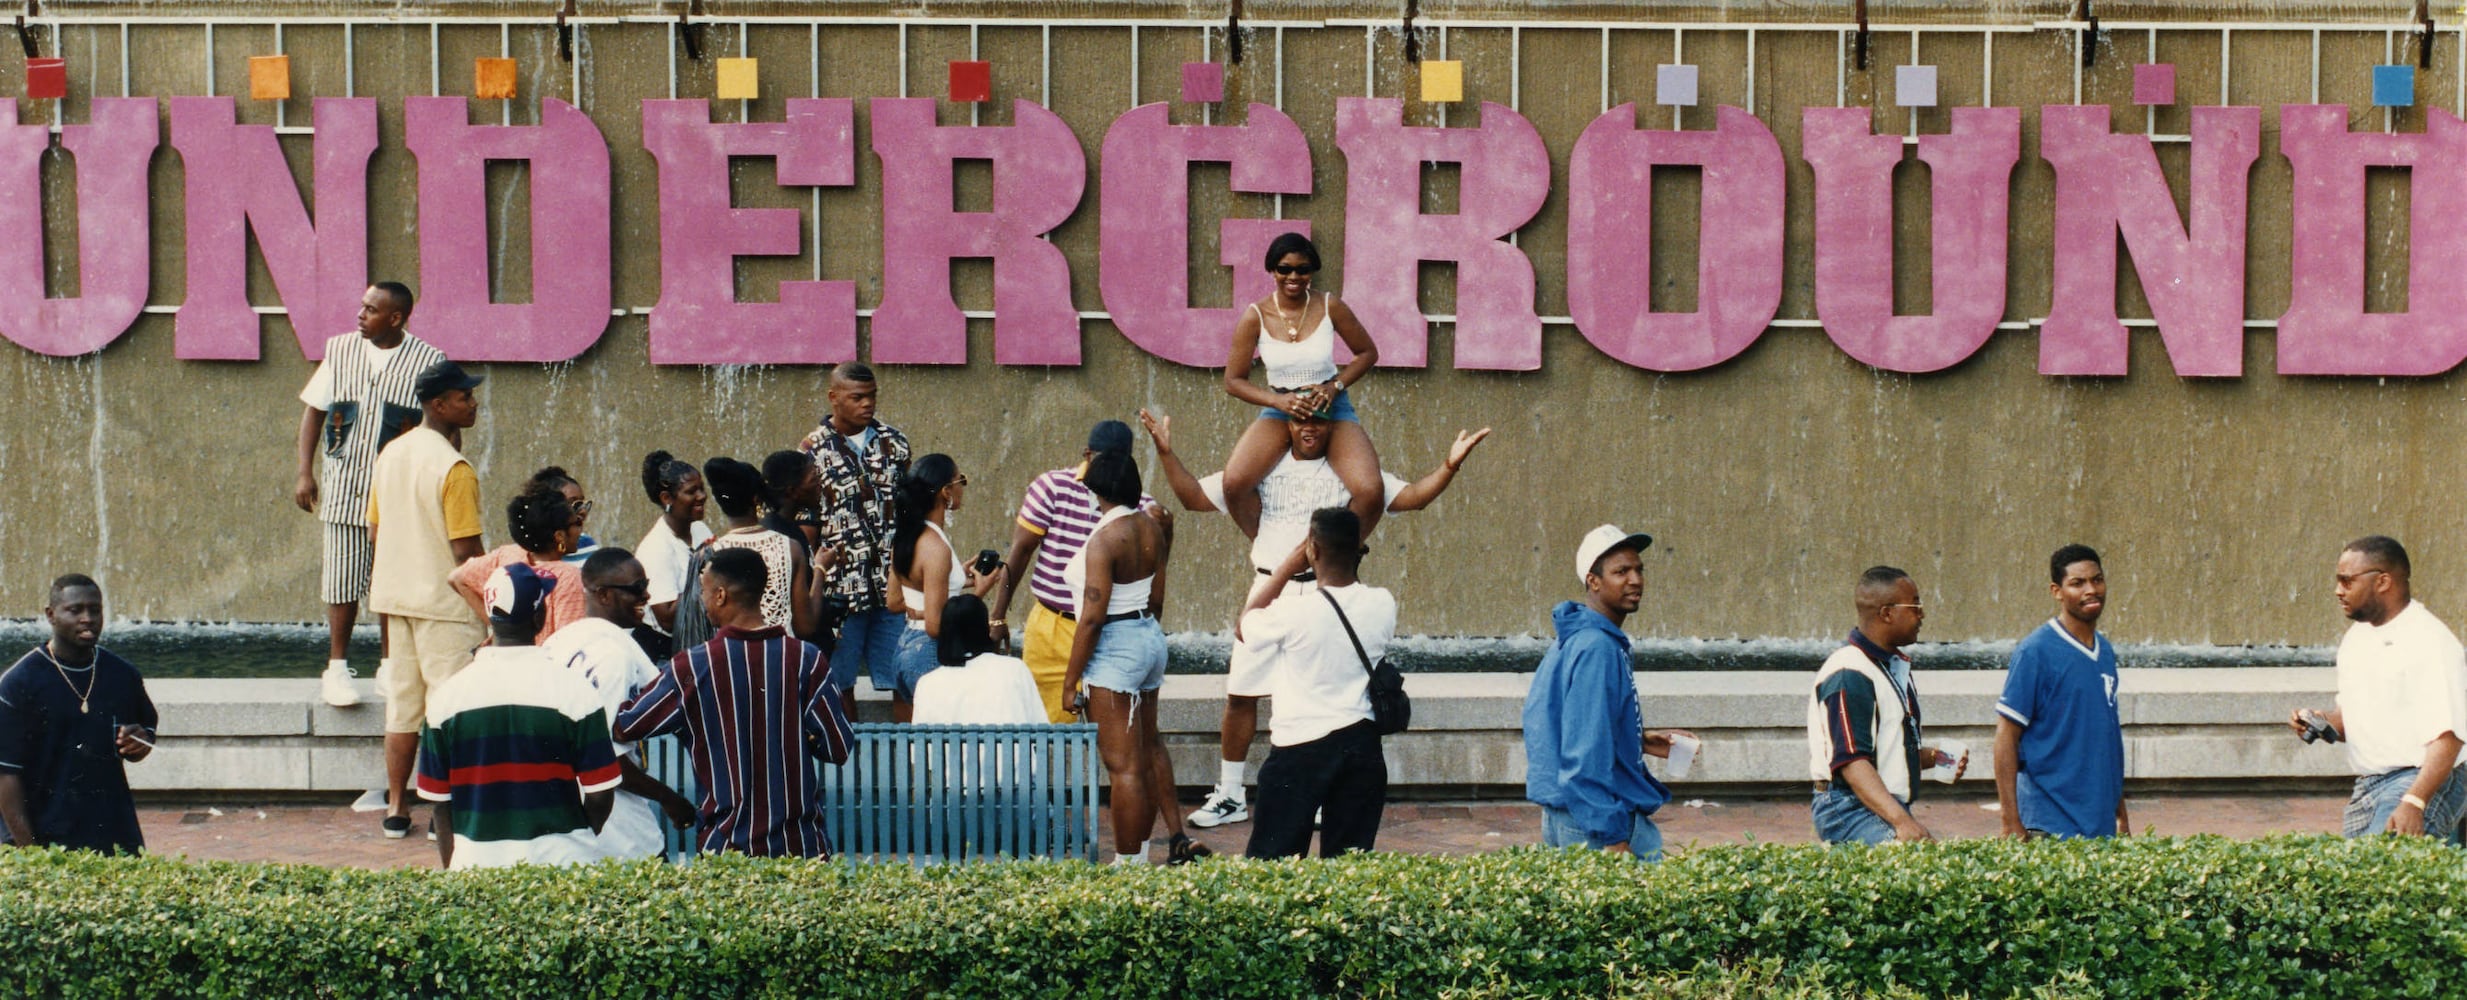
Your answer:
[1994,544,2128,839]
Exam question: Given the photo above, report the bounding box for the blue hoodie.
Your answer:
[1523,600,1669,843]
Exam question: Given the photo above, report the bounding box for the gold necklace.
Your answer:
[38,644,95,714]
[1273,292,1310,342]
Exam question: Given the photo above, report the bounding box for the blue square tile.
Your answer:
[2373,64,2415,107]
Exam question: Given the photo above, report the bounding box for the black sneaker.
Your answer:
[1166,833,1213,865]
[381,815,412,840]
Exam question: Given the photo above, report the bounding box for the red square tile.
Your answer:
[25,57,66,101]
[949,60,991,103]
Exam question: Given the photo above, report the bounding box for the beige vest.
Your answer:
[365,425,480,623]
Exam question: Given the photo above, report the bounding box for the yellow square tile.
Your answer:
[716,57,760,101]
[248,55,291,101]
[475,58,518,100]
[1419,60,1464,103]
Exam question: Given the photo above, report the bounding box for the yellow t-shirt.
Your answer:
[368,462,483,540]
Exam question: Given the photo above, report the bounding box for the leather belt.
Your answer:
[1038,599,1076,622]
[1257,567,1318,582]
[1103,609,1154,624]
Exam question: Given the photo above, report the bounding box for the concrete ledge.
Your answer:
[129,669,2348,795]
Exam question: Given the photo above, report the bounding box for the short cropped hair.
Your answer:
[2049,544,2102,585]
[47,573,99,604]
[830,361,876,385]
[580,547,639,587]
[2346,535,2412,580]
[705,547,768,604]
[373,281,415,313]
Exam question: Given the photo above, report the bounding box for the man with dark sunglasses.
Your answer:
[541,547,695,860]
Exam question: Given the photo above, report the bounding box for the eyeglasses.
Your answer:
[2335,569,2387,587]
[1272,264,1318,276]
[571,499,594,518]
[1884,603,1925,613]
[951,474,969,488]
[598,579,650,598]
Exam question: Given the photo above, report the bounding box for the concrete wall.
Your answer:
[137,668,2353,796]
[1,1,2459,651]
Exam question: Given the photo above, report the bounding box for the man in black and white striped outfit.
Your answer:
[293,282,447,708]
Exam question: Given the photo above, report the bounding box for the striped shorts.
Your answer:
[321,521,374,605]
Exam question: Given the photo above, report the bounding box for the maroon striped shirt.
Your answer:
[613,625,853,858]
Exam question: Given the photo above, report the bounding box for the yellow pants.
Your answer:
[1022,602,1079,724]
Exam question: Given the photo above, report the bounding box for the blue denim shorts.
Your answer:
[829,607,907,693]
[2343,765,2467,843]
[1811,785,1901,846]
[1258,387,1360,423]
[1080,616,1166,694]
[1540,805,1663,862]
[891,625,940,703]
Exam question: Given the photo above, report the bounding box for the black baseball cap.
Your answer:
[1087,419,1134,456]
[414,359,485,403]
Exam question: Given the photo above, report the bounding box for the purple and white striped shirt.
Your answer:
[1015,467,1154,612]
[613,625,854,858]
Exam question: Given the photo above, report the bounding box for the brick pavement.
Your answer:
[139,791,2349,869]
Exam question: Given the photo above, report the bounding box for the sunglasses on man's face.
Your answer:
[599,579,650,599]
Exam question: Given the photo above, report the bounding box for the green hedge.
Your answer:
[1,836,2461,998]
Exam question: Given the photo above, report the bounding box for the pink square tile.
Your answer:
[1181,61,1224,104]
[2133,63,2176,106]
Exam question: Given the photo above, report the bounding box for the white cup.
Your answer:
[1926,738,1969,784]
[1665,733,1701,779]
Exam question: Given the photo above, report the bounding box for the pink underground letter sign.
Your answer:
[642,99,857,366]
[2041,104,2259,377]
[1332,99,1548,370]
[1567,105,1784,371]
[170,97,379,362]
[1802,106,2019,373]
[869,98,1085,365]
[0,99,157,356]
[2278,105,2467,376]
[1096,103,1314,368]
[404,96,612,362]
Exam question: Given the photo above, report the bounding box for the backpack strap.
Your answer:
[1318,587,1374,677]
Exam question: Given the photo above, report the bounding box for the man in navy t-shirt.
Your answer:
[0,574,157,854]
[1993,544,2128,839]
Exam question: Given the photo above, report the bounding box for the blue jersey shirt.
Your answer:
[1524,601,1668,844]
[1995,620,2124,838]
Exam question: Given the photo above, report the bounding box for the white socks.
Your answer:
[1218,759,1247,800]
[327,658,349,671]
[1112,851,1150,866]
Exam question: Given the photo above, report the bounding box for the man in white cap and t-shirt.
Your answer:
[1522,525,1698,862]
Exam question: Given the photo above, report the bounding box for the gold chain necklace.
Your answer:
[1273,292,1310,342]
[37,643,95,714]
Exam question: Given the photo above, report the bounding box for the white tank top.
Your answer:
[1254,294,1339,389]
[1062,507,1155,617]
[901,521,966,625]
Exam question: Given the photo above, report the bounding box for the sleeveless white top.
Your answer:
[901,521,966,628]
[710,527,796,630]
[1254,294,1340,389]
[1062,507,1155,617]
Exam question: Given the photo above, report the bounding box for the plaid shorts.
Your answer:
[320,521,374,605]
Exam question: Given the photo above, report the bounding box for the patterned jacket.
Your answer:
[798,420,911,612]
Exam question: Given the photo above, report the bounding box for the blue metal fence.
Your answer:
[640,722,1100,863]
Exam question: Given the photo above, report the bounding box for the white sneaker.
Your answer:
[321,663,362,707]
[1187,790,1249,828]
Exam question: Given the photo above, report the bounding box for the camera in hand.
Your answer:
[2298,711,2342,745]
[973,549,1003,576]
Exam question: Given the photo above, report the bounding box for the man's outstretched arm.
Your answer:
[1389,428,1491,512]
[1138,408,1217,512]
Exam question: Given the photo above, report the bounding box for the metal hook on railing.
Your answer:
[1853,0,1870,71]
[1401,0,1421,64]
[2419,0,2436,69]
[1227,0,1243,65]
[677,0,704,62]
[556,0,575,63]
[2079,0,2099,68]
[14,0,39,59]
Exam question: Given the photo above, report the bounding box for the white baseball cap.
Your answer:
[1575,524,1654,584]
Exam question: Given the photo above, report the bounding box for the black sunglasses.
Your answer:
[598,579,651,598]
[1272,264,1318,276]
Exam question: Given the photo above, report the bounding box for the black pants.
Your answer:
[1245,721,1386,860]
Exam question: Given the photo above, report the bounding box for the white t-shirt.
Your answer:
[540,617,669,860]
[297,336,403,410]
[1199,457,1409,571]
[911,653,1046,725]
[1236,581,1395,747]
[2335,600,2467,775]
[635,519,716,633]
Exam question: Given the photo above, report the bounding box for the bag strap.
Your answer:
[1318,587,1375,677]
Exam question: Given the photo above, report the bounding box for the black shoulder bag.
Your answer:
[1319,588,1409,736]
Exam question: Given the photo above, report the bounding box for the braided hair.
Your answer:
[506,488,574,556]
